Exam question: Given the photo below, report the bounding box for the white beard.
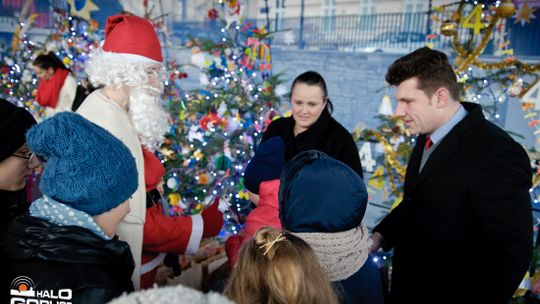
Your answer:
[128,86,169,150]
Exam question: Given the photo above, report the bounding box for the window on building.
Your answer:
[323,0,336,32]
[359,0,376,32]
[403,0,424,32]
[275,0,285,30]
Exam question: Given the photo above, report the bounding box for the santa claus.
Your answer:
[78,14,223,289]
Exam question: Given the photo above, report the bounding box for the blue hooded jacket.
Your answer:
[279,150,384,304]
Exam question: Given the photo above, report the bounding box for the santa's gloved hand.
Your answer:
[225,235,243,267]
[201,197,224,238]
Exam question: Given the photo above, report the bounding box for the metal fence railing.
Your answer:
[171,12,539,57]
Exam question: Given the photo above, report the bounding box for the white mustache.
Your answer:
[129,88,169,150]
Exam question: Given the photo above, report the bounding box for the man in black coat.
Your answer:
[370,47,532,304]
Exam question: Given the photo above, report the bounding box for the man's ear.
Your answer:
[434,87,450,108]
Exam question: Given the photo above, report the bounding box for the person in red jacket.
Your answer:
[225,136,286,267]
[140,148,224,288]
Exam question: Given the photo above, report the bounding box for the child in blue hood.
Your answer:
[279,150,384,304]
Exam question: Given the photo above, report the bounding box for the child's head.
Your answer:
[225,226,338,304]
[279,150,367,233]
[243,136,285,204]
[26,112,138,231]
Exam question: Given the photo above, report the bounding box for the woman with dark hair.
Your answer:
[0,99,38,230]
[0,99,39,304]
[262,71,363,178]
[33,52,78,115]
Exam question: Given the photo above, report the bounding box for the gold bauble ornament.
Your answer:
[440,19,457,37]
[497,0,516,18]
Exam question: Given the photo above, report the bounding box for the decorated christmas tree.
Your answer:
[158,0,286,237]
[0,12,42,114]
[355,109,412,211]
[43,7,102,85]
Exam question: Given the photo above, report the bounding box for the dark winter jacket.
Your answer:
[279,150,383,304]
[374,102,532,303]
[1,215,134,304]
[0,189,29,303]
[262,109,363,178]
[0,189,28,233]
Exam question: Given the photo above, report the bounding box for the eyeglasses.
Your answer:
[11,153,45,165]
[12,152,35,161]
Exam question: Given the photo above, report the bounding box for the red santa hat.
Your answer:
[102,14,163,63]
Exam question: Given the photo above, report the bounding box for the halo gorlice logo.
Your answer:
[10,276,73,304]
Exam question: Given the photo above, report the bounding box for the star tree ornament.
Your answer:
[66,0,99,21]
[514,1,537,26]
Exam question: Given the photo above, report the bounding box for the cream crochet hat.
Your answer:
[108,284,235,304]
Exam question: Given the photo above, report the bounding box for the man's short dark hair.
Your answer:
[385,47,460,100]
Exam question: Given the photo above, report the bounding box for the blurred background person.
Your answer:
[33,52,78,116]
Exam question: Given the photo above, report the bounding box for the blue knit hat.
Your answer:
[244,136,285,194]
[26,112,138,216]
[279,150,367,233]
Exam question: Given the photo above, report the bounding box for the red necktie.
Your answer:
[424,135,433,150]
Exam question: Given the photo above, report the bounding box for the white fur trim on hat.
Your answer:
[100,50,161,64]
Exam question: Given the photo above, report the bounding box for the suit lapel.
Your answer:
[405,102,484,194]
[404,135,424,194]
[412,135,460,191]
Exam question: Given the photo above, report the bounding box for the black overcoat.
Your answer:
[374,102,533,303]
